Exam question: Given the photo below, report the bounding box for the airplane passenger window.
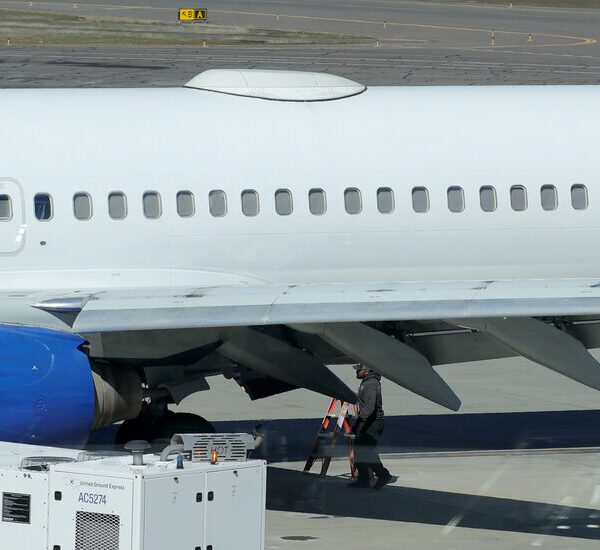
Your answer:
[275,189,293,216]
[411,187,429,213]
[241,189,259,217]
[0,195,12,221]
[309,188,326,215]
[510,185,527,211]
[108,192,127,220]
[73,192,92,220]
[209,190,227,217]
[143,191,162,219]
[479,186,496,212]
[377,187,394,214]
[34,193,52,221]
[344,188,362,215]
[177,191,195,218]
[447,186,465,213]
[540,185,558,211]
[571,184,588,210]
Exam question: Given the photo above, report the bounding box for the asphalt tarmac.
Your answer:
[178,359,600,461]
[266,451,600,549]
[4,43,600,86]
[1,0,600,86]
[172,360,600,549]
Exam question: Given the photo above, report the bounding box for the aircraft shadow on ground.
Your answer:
[214,409,600,463]
[89,409,600,463]
[87,410,600,540]
[266,466,600,540]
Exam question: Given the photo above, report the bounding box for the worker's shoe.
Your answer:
[372,472,394,490]
[347,478,370,489]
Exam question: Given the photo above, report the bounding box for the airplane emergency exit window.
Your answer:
[0,195,12,221]
[344,188,362,215]
[108,192,127,220]
[309,188,326,215]
[209,190,227,217]
[571,184,588,210]
[479,186,496,212]
[73,193,92,220]
[377,187,394,214]
[241,189,259,217]
[34,193,52,221]
[510,185,527,211]
[143,191,162,219]
[540,185,558,211]
[447,186,465,213]
[411,187,429,213]
[177,191,195,217]
[275,189,293,216]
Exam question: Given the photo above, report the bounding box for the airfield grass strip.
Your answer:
[0,9,372,46]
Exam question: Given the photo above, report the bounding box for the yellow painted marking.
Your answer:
[178,8,195,21]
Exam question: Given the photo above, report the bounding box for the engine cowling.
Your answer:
[0,325,142,445]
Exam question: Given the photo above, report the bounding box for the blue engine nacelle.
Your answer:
[0,326,98,445]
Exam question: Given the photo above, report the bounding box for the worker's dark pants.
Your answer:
[354,420,389,480]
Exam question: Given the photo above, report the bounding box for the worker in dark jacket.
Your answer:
[348,364,393,489]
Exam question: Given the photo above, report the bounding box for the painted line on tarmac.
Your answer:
[341,0,600,17]
[0,0,596,47]
[474,47,600,62]
[380,446,600,459]
[2,44,600,68]
[206,8,599,48]
[0,54,595,75]
[3,49,600,75]
[2,46,598,67]
[311,447,600,467]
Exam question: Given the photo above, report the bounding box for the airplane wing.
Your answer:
[27,279,600,410]
[5,275,600,441]
[25,277,600,413]
[31,278,600,334]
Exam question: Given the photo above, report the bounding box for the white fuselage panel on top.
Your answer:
[0,85,599,291]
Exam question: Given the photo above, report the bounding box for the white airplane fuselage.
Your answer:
[6,73,600,446]
[0,84,598,291]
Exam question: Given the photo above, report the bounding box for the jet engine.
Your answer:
[0,325,142,445]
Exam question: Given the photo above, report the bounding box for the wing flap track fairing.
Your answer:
[290,322,461,411]
[217,328,357,404]
[449,317,600,392]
